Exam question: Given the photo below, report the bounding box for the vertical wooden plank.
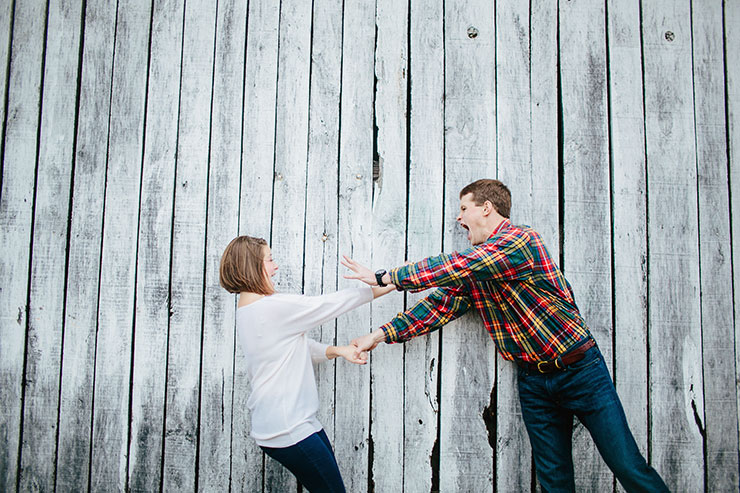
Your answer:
[161,0,214,490]
[728,2,740,487]
[336,0,374,489]
[404,0,444,489]
[642,1,704,490]
[262,0,313,490]
[127,0,183,490]
[0,1,46,490]
[559,0,613,490]
[304,0,342,458]
[692,2,739,490]
[530,0,559,253]
[606,1,650,491]
[19,0,81,490]
[370,0,407,490]
[494,1,533,490]
[89,0,151,489]
[442,1,496,491]
[55,0,116,489]
[197,0,246,490]
[527,1,560,486]
[270,0,311,293]
[232,0,280,489]
[0,0,12,152]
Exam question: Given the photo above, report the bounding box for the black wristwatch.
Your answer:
[375,269,387,287]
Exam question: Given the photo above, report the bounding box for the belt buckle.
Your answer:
[536,359,563,374]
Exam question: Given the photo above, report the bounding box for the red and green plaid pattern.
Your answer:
[381,219,593,363]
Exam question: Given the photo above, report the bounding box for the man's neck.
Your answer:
[489,216,507,236]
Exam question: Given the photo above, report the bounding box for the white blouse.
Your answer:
[236,285,373,448]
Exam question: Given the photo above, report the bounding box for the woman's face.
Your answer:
[262,246,278,280]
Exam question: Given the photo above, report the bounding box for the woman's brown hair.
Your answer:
[219,236,275,295]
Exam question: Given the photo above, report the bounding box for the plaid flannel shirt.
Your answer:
[381,219,593,363]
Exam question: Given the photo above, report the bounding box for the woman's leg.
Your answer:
[261,430,346,493]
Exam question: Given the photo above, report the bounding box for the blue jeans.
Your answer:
[517,344,670,493]
[261,429,346,493]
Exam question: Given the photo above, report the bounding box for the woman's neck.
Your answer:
[238,291,266,307]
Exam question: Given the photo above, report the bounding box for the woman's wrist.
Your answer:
[371,284,396,298]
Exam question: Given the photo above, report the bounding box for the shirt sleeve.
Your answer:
[307,338,329,364]
[276,285,374,336]
[381,285,472,343]
[389,230,533,291]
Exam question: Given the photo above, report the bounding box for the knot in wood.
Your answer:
[355,173,362,180]
[321,233,328,242]
[275,172,284,180]
[467,26,478,39]
[664,31,675,42]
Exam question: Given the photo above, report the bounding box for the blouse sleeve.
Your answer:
[275,285,374,336]
[307,338,330,364]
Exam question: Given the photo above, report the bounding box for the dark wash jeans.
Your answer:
[517,344,670,493]
[261,429,346,493]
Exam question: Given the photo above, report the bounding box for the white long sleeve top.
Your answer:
[236,285,373,448]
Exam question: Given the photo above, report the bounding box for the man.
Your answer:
[341,179,668,492]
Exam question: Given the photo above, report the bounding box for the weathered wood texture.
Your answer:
[441,1,497,491]
[643,2,704,491]
[90,1,151,490]
[404,0,444,491]
[370,0,408,491]
[606,1,651,492]
[560,1,613,490]
[2,1,739,492]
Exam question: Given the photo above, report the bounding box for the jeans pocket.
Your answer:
[565,347,601,371]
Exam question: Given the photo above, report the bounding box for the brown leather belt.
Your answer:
[517,339,596,374]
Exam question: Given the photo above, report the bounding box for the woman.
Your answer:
[219,235,394,492]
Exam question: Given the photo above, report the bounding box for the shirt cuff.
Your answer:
[380,322,399,344]
[389,265,410,291]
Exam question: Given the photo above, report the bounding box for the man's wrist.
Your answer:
[373,328,387,344]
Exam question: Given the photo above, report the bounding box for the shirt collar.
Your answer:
[488,218,511,239]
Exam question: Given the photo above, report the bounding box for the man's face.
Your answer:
[456,193,488,245]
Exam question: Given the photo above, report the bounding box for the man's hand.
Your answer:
[328,344,368,365]
[351,329,386,358]
[341,256,377,285]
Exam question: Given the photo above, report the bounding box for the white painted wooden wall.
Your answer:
[1,0,738,491]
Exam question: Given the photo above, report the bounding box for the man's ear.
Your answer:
[482,200,494,216]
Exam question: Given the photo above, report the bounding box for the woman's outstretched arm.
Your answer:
[372,285,396,298]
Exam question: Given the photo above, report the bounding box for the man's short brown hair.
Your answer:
[459,179,511,218]
[219,235,275,295]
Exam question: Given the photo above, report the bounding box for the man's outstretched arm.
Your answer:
[351,285,472,357]
[342,231,532,291]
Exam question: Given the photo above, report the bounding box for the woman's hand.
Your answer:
[327,344,368,365]
[341,256,377,286]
